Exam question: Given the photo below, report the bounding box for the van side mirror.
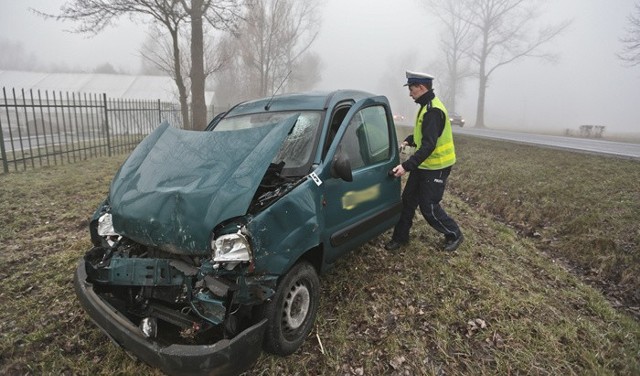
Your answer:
[331,151,353,182]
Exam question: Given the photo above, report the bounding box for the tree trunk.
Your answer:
[450,63,458,113]
[475,30,489,129]
[189,0,207,130]
[170,29,190,129]
[475,74,487,128]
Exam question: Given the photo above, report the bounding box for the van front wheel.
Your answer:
[260,261,320,355]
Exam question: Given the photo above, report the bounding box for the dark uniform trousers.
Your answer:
[392,166,461,243]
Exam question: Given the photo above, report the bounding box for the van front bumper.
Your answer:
[74,260,267,376]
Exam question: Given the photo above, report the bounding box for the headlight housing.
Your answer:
[212,232,252,263]
[97,213,118,236]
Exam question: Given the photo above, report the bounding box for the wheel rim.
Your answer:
[282,280,311,332]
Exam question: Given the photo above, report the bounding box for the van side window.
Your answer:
[323,104,352,157]
[338,105,391,170]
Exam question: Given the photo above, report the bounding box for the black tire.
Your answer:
[260,261,320,355]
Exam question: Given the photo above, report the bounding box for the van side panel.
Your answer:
[247,179,323,276]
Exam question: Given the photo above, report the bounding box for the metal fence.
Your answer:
[0,87,183,174]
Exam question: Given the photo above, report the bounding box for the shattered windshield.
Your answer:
[213,111,322,171]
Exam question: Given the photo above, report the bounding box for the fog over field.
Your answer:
[1,0,639,136]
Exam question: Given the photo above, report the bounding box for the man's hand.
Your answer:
[391,164,406,177]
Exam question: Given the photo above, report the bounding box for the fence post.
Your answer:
[158,99,162,124]
[0,91,8,173]
[103,93,112,157]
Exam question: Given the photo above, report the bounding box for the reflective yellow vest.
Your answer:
[413,96,456,170]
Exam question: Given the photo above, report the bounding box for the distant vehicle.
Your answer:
[450,113,465,127]
[393,114,406,122]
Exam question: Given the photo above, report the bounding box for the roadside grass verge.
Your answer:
[1,136,638,375]
[448,135,640,317]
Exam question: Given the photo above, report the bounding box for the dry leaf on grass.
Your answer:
[466,318,487,337]
[486,332,505,348]
[389,355,406,370]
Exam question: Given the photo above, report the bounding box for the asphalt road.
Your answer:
[452,127,640,160]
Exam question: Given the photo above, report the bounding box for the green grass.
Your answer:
[1,136,639,375]
[449,136,640,316]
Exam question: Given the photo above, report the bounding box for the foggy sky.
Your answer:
[1,0,639,134]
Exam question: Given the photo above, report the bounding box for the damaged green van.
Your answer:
[74,90,402,375]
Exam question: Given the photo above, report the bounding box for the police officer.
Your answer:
[385,71,464,252]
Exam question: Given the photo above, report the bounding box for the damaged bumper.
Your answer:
[74,259,267,376]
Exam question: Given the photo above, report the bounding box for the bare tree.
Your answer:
[37,0,243,130]
[227,0,321,98]
[287,52,323,93]
[462,0,570,128]
[182,0,207,129]
[0,39,42,71]
[140,27,180,76]
[139,23,191,126]
[140,24,230,125]
[618,2,640,67]
[426,1,475,114]
[93,62,120,74]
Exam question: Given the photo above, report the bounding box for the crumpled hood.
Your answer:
[108,117,298,255]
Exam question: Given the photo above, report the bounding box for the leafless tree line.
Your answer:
[618,1,640,67]
[37,0,321,130]
[213,0,322,105]
[13,0,640,133]
[425,0,571,128]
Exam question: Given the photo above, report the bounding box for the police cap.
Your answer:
[404,70,435,86]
